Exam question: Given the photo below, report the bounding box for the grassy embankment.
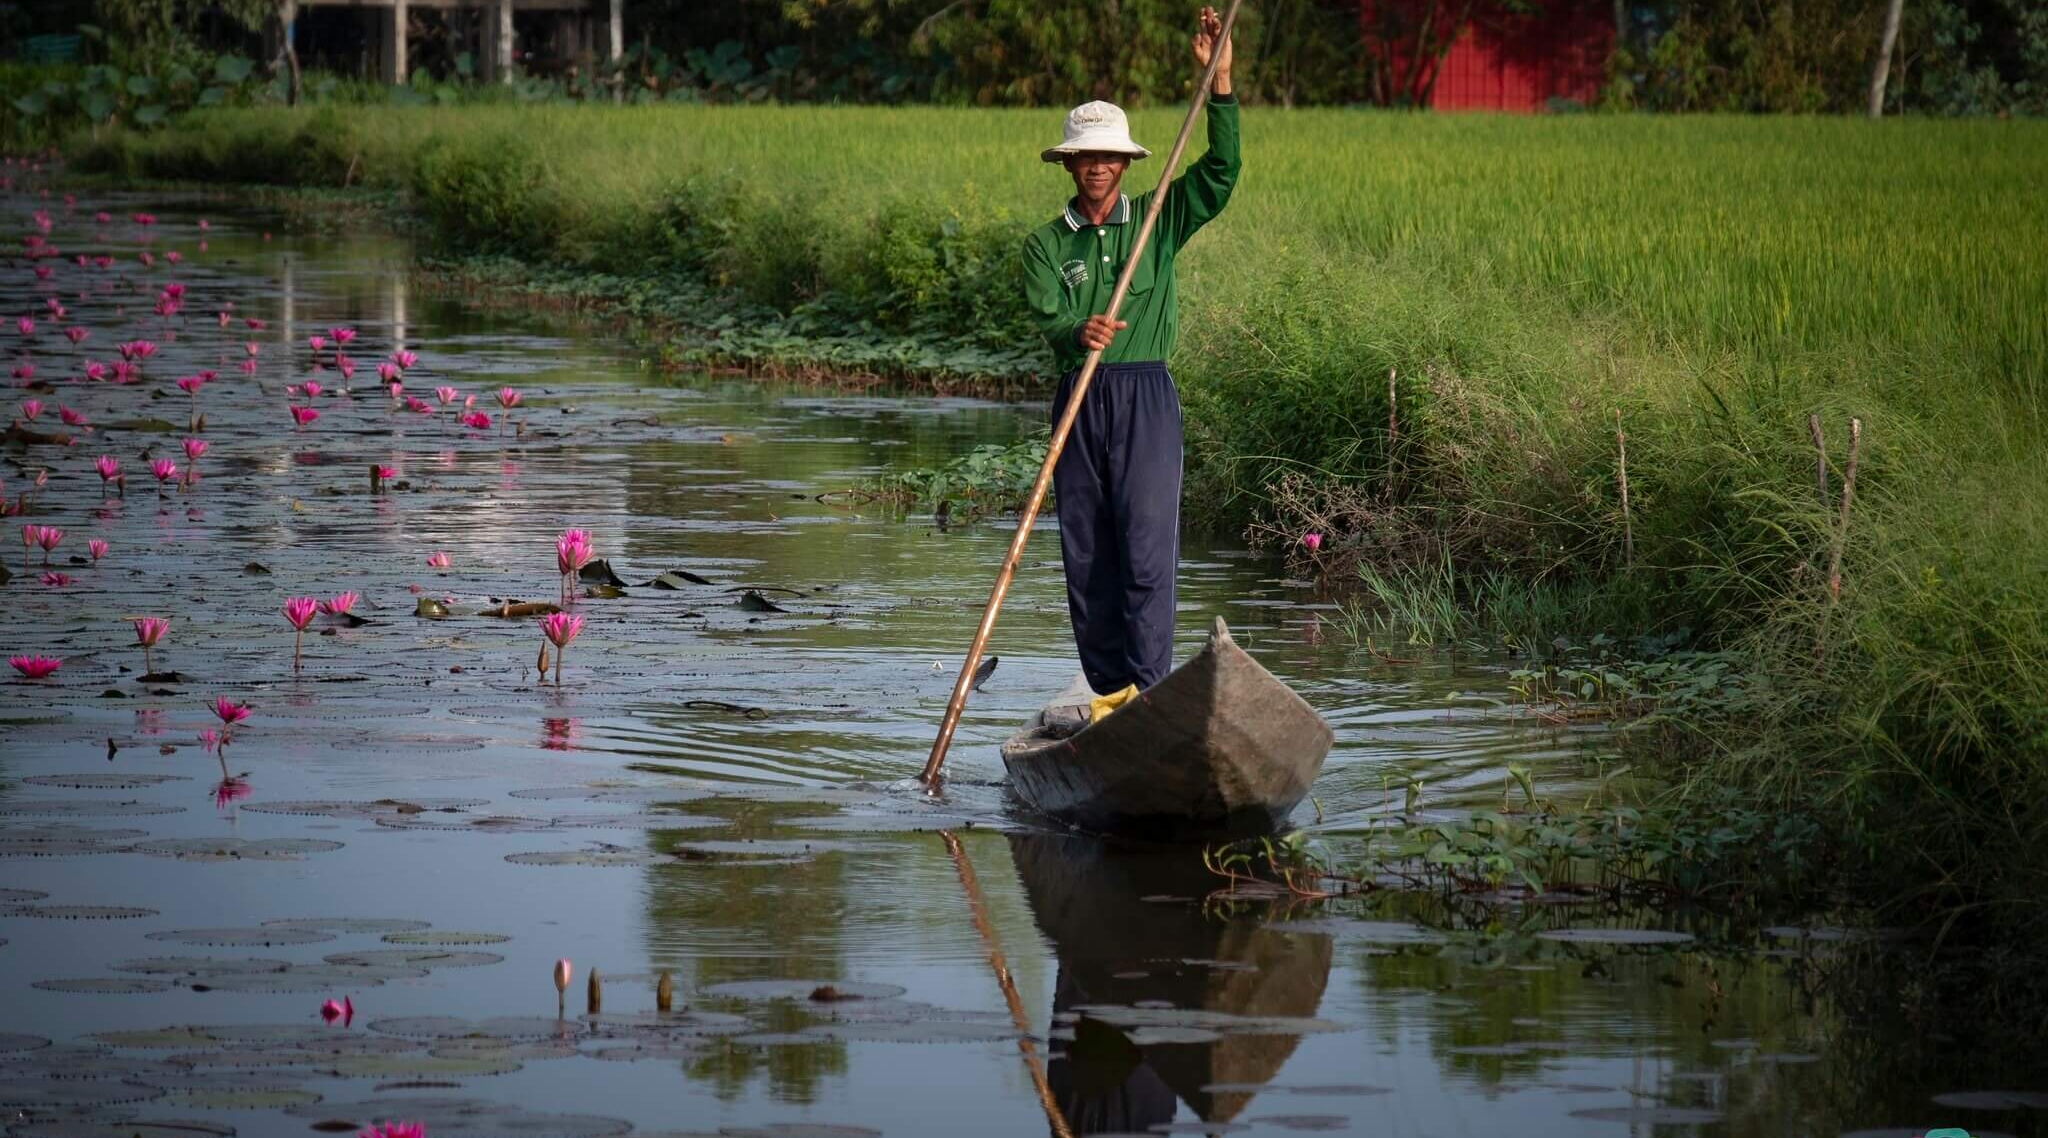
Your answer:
[71,106,2048,997]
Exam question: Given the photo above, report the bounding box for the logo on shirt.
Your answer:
[1059,259,1090,288]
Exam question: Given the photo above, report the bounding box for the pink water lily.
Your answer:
[391,349,417,370]
[11,363,31,381]
[19,399,40,421]
[459,411,491,431]
[320,995,354,1025]
[540,612,585,686]
[336,354,355,382]
[84,361,107,382]
[64,325,86,344]
[39,571,68,587]
[117,339,157,361]
[244,341,261,357]
[496,387,522,410]
[1302,532,1323,552]
[212,697,252,728]
[284,597,319,671]
[59,405,87,428]
[404,396,432,414]
[94,454,119,487]
[321,591,359,617]
[290,406,320,429]
[330,326,356,345]
[302,380,324,398]
[18,523,39,568]
[425,551,451,571]
[15,317,33,336]
[434,386,458,409]
[357,1122,422,1138]
[88,538,107,563]
[133,617,169,675]
[34,524,61,563]
[378,362,400,384]
[150,458,178,498]
[9,655,61,679]
[112,362,140,384]
[308,334,327,352]
[182,437,208,462]
[555,529,592,604]
[175,375,204,395]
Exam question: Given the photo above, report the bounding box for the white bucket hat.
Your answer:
[1041,101,1151,163]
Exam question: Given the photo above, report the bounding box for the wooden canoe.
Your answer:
[1000,617,1333,837]
[1008,832,1334,1131]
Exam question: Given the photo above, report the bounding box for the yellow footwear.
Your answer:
[1088,683,1139,723]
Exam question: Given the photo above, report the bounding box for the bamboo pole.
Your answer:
[1827,417,1862,601]
[1615,409,1633,568]
[921,0,1243,787]
[941,831,1075,1138]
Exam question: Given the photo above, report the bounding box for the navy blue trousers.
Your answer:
[1051,361,1182,695]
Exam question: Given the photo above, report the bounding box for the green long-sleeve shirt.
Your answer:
[1021,94,1240,374]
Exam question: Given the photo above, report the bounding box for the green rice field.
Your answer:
[73,104,2048,1012]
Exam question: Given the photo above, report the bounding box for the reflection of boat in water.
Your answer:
[1008,832,1334,1135]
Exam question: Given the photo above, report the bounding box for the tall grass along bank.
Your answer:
[69,105,2048,1018]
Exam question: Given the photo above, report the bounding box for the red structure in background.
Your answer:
[1355,0,1614,111]
[1432,0,1614,110]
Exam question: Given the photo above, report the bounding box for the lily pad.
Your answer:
[19,904,159,919]
[33,978,177,994]
[283,1096,633,1136]
[0,1034,51,1052]
[113,957,295,977]
[133,837,343,861]
[262,917,433,935]
[640,569,713,588]
[669,839,865,862]
[0,798,182,817]
[5,1121,236,1138]
[326,949,504,969]
[0,888,50,903]
[23,773,189,789]
[579,559,629,586]
[145,927,335,947]
[504,848,664,868]
[414,596,450,619]
[165,1086,322,1109]
[381,930,511,946]
[737,590,788,613]
[0,1076,166,1109]
[244,798,485,819]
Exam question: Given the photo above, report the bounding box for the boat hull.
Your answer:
[1000,618,1333,837]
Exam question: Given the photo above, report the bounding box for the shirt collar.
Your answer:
[1062,194,1130,231]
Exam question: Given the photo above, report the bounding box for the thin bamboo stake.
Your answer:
[941,831,1075,1138]
[1806,413,1827,503]
[1615,409,1633,568]
[921,0,1243,787]
[1827,417,1862,601]
[1385,367,1398,498]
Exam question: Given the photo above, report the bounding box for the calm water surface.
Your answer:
[0,187,2036,1138]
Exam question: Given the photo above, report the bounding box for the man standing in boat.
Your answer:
[1021,6,1239,699]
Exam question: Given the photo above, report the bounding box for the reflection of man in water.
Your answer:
[1047,972,1178,1133]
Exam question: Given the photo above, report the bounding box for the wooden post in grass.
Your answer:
[1807,414,1828,503]
[1827,417,1862,601]
[1615,409,1633,568]
[1385,367,1399,498]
